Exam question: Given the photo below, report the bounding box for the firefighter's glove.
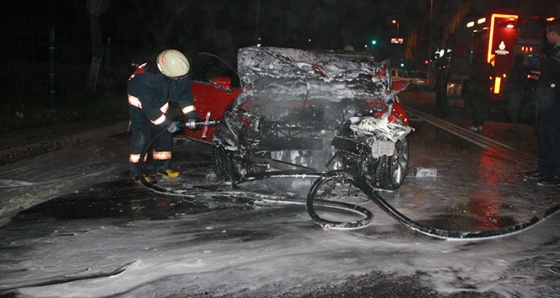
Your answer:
[166,121,180,134]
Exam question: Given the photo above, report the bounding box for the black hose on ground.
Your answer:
[307,170,560,240]
[136,122,215,208]
[135,123,558,240]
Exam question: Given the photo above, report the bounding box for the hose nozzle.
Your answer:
[183,119,219,130]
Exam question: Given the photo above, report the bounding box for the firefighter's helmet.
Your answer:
[156,49,190,78]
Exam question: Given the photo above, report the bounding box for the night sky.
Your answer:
[2,0,428,60]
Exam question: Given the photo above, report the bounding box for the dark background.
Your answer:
[0,0,432,115]
[1,0,428,63]
[3,1,558,128]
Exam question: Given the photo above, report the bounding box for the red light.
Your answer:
[424,60,429,65]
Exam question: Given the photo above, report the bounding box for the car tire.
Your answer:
[212,145,232,181]
[211,144,249,183]
[378,137,409,190]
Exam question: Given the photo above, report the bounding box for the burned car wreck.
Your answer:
[211,47,413,190]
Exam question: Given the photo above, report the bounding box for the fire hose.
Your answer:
[135,116,312,206]
[136,119,219,207]
[136,123,560,241]
[306,170,560,241]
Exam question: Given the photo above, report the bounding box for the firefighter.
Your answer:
[127,49,200,181]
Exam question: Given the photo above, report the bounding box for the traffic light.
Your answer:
[371,39,377,46]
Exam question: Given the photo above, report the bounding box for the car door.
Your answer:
[183,53,243,143]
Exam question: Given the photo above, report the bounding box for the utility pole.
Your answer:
[392,19,400,37]
[429,0,433,60]
[255,0,262,46]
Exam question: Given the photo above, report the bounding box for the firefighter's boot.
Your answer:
[133,174,152,183]
[157,169,180,179]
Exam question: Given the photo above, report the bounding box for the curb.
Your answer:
[0,121,129,165]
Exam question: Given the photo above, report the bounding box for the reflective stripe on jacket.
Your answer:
[127,60,197,128]
[128,95,170,125]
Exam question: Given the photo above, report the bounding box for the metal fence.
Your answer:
[0,21,88,106]
[0,20,109,111]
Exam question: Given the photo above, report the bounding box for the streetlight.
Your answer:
[392,19,400,37]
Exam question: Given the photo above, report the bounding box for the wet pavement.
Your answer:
[0,89,547,229]
[398,90,540,159]
[0,90,558,297]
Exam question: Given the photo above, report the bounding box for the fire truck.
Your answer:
[445,13,554,101]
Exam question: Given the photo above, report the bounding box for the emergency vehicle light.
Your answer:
[487,13,518,64]
[520,46,534,53]
[494,77,501,94]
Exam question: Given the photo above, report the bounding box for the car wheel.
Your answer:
[211,145,249,183]
[378,137,409,190]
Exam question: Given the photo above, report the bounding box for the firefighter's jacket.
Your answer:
[127,62,197,129]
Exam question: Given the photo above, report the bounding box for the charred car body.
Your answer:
[206,47,413,190]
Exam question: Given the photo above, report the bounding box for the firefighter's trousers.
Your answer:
[129,110,173,178]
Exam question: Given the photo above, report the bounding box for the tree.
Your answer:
[86,0,110,92]
[131,0,192,50]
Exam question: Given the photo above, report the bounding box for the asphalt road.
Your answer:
[0,92,558,297]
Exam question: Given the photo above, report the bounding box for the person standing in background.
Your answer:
[524,19,560,186]
[504,54,529,134]
[435,61,449,118]
[466,54,495,132]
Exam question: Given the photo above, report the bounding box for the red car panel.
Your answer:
[182,78,241,142]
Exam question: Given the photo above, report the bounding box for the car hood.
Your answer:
[237,47,396,106]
